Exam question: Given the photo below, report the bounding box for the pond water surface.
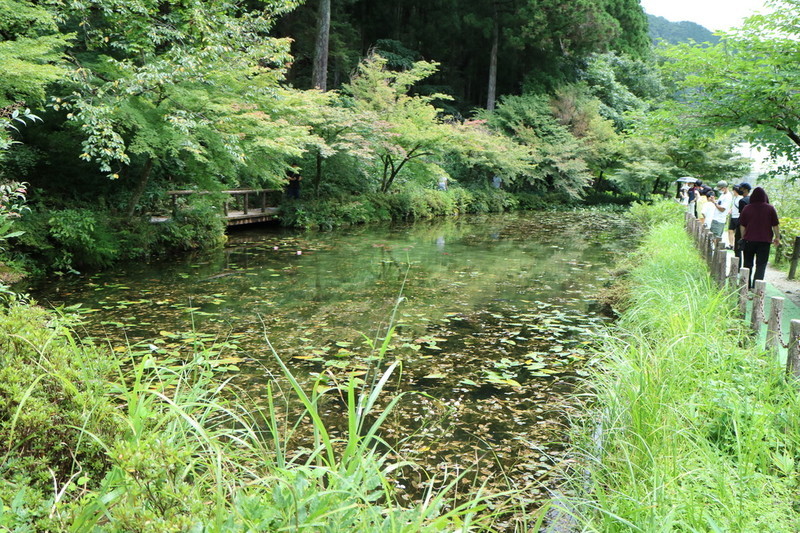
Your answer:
[27,210,624,510]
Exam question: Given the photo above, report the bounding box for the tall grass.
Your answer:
[567,219,800,531]
[0,302,525,531]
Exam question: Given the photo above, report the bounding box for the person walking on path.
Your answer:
[734,182,752,262]
[727,185,742,250]
[695,181,709,219]
[710,180,732,240]
[700,190,716,229]
[739,186,780,288]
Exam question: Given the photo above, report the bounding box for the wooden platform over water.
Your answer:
[150,189,281,227]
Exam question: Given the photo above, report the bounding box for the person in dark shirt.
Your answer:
[286,165,302,199]
[733,182,751,261]
[738,186,780,288]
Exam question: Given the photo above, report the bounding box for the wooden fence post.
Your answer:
[751,280,766,335]
[727,255,739,287]
[766,296,785,355]
[789,236,800,281]
[717,248,728,286]
[739,267,750,316]
[787,319,800,380]
[714,248,724,287]
[706,234,714,265]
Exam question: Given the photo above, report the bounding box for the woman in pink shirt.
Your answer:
[738,187,780,288]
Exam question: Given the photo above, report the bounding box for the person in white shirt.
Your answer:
[727,185,742,250]
[710,180,733,240]
[700,190,717,229]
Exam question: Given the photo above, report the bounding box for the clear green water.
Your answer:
[28,210,625,500]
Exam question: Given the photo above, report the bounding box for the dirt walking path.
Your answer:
[764,263,800,308]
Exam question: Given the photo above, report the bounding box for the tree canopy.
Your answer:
[660,0,800,167]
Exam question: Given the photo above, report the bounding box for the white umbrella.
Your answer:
[675,176,697,183]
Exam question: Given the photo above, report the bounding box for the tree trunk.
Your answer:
[125,156,154,218]
[312,0,331,91]
[594,170,604,191]
[314,151,323,197]
[486,11,499,111]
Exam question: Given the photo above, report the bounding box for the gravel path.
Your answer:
[764,263,800,307]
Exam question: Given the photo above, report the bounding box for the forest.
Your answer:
[0,0,799,272]
[4,1,800,531]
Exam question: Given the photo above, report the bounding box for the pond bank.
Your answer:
[563,218,800,531]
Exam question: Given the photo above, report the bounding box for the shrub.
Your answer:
[582,190,640,206]
[625,198,685,229]
[0,304,121,531]
[775,216,800,265]
[156,198,227,251]
[14,207,121,272]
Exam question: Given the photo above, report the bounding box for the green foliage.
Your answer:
[580,51,666,130]
[279,185,522,230]
[14,206,163,273]
[342,53,459,193]
[280,196,389,230]
[0,304,121,530]
[775,217,800,265]
[0,0,70,110]
[483,93,593,198]
[570,220,800,530]
[156,199,227,251]
[581,189,640,206]
[46,208,120,271]
[625,198,685,228]
[660,1,800,166]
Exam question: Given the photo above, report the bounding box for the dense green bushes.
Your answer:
[13,200,226,273]
[0,305,121,530]
[279,185,520,229]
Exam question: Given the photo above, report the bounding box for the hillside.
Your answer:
[647,14,720,44]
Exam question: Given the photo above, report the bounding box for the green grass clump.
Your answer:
[569,219,800,531]
[0,304,517,531]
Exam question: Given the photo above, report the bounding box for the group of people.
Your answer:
[680,179,780,288]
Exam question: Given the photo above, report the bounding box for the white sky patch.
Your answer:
[639,0,769,31]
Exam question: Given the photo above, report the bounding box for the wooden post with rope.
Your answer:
[787,320,800,380]
[766,296,785,355]
[751,280,766,335]
[738,267,750,317]
[727,255,739,287]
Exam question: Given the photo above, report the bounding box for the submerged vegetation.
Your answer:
[568,216,800,530]
[0,302,526,531]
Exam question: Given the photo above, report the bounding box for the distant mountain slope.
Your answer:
[647,14,720,44]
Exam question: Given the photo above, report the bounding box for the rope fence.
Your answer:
[684,211,800,380]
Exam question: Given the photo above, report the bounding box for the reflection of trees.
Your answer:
[32,211,624,350]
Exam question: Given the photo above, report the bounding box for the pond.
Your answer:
[27,210,624,511]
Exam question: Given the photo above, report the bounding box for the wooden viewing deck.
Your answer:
[150,189,281,226]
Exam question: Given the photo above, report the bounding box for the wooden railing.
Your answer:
[160,189,281,225]
[684,211,800,379]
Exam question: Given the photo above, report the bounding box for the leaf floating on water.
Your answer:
[210,357,245,366]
